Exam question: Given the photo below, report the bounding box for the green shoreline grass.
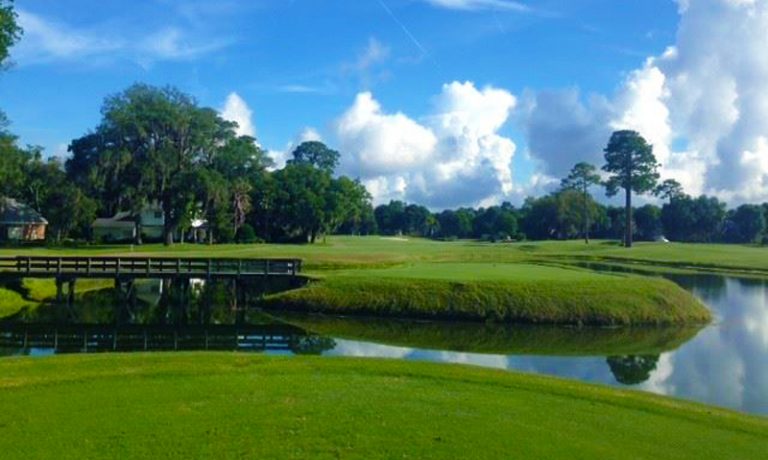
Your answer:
[0,353,764,459]
[264,263,712,326]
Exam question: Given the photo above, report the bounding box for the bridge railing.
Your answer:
[0,256,302,278]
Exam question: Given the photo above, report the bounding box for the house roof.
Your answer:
[0,198,48,225]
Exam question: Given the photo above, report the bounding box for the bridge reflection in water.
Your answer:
[0,276,334,356]
[0,323,332,354]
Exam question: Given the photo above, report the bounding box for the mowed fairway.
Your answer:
[0,354,765,460]
[3,236,768,274]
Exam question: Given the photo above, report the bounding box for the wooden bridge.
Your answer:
[0,256,303,280]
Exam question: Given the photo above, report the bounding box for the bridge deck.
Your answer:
[0,256,303,279]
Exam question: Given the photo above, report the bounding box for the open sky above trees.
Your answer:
[2,0,768,209]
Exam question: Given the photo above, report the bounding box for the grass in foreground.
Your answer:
[266,263,712,326]
[0,353,764,459]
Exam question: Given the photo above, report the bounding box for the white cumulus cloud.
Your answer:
[335,82,517,208]
[220,92,255,138]
[522,0,768,204]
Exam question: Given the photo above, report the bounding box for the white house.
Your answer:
[91,205,164,242]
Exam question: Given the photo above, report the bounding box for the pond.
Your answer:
[0,273,766,416]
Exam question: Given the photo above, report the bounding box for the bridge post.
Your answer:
[67,279,76,306]
[56,277,63,304]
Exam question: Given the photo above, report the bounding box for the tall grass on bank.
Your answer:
[264,273,712,326]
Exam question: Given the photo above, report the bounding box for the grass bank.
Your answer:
[264,263,712,326]
[0,278,115,319]
[0,353,763,459]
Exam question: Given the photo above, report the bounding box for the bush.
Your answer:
[236,224,259,244]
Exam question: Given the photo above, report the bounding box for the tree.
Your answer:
[726,204,765,243]
[634,204,662,241]
[375,201,406,235]
[655,178,684,202]
[271,163,331,243]
[661,195,726,242]
[287,141,340,173]
[0,0,22,70]
[70,84,236,245]
[0,115,30,199]
[561,162,601,243]
[602,130,659,247]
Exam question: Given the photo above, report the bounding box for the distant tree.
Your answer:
[0,0,22,70]
[473,206,518,241]
[655,178,685,202]
[633,204,662,241]
[404,204,432,236]
[271,163,331,243]
[436,209,474,239]
[726,204,766,244]
[0,119,30,199]
[520,195,558,240]
[325,176,372,237]
[45,185,97,242]
[375,201,406,235]
[287,141,340,173]
[661,195,726,242]
[602,130,659,247]
[561,162,601,243]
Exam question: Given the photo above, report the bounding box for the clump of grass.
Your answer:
[22,278,115,302]
[0,288,33,318]
[264,272,712,326]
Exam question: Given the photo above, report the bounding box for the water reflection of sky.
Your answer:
[327,277,768,416]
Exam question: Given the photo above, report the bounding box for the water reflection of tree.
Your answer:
[606,355,660,385]
[289,335,336,355]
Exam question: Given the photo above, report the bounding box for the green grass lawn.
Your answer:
[0,353,764,459]
[265,263,711,325]
[3,236,768,275]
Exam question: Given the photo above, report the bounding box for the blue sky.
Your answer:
[5,0,766,208]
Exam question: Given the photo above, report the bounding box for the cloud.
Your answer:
[423,0,531,12]
[341,37,392,88]
[14,10,122,64]
[140,27,232,61]
[335,82,517,208]
[220,92,255,137]
[12,9,230,66]
[522,0,768,204]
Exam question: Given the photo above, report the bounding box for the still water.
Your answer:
[0,274,766,415]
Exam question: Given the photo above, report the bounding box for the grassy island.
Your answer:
[0,353,764,459]
[264,263,712,326]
